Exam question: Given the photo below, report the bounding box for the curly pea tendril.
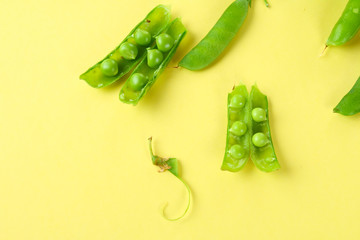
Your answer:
[148,137,191,221]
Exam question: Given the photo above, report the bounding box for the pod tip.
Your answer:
[320,45,328,57]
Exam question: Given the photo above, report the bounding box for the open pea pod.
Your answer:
[119,18,186,105]
[221,84,251,172]
[79,5,171,88]
[249,85,280,172]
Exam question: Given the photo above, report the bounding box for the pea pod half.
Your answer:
[119,18,186,105]
[249,85,280,172]
[221,84,251,172]
[326,0,360,47]
[79,5,171,88]
[334,76,360,116]
[179,0,250,71]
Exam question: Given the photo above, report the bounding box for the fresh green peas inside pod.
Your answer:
[147,49,164,68]
[252,108,266,122]
[229,94,246,109]
[129,73,148,91]
[229,144,245,159]
[119,42,138,60]
[156,33,174,52]
[252,132,268,147]
[230,121,247,136]
[100,59,118,77]
[134,29,152,46]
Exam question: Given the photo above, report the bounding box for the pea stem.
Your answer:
[148,137,154,157]
[320,45,328,57]
[149,137,192,221]
[161,177,191,221]
[264,0,270,7]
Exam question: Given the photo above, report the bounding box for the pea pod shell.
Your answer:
[327,0,360,46]
[249,85,280,172]
[179,0,249,71]
[334,76,360,116]
[119,18,187,105]
[79,5,171,88]
[221,84,251,172]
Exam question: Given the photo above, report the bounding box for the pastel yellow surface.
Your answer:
[1,0,360,239]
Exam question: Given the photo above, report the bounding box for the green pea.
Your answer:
[156,33,174,52]
[134,29,152,46]
[129,73,148,91]
[100,59,118,77]
[252,108,266,122]
[229,144,245,159]
[119,42,138,60]
[147,49,164,68]
[252,132,268,147]
[230,94,246,109]
[230,121,247,136]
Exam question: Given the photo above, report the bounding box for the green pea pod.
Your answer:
[334,76,360,116]
[221,84,251,172]
[179,0,249,71]
[148,137,191,221]
[249,85,280,172]
[79,5,171,88]
[119,18,186,105]
[327,0,360,46]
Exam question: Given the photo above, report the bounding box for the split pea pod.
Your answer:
[221,84,251,172]
[326,0,360,47]
[179,0,250,71]
[119,18,186,105]
[249,85,280,172]
[79,5,171,88]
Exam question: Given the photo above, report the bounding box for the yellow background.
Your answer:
[1,0,360,239]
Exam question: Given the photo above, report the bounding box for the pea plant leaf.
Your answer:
[148,137,191,221]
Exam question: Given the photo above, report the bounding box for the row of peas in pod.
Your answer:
[79,5,186,105]
[221,84,280,173]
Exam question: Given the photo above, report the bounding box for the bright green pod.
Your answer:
[119,18,187,105]
[79,5,171,88]
[326,0,360,46]
[334,76,360,116]
[249,85,280,172]
[179,0,250,71]
[221,84,251,172]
